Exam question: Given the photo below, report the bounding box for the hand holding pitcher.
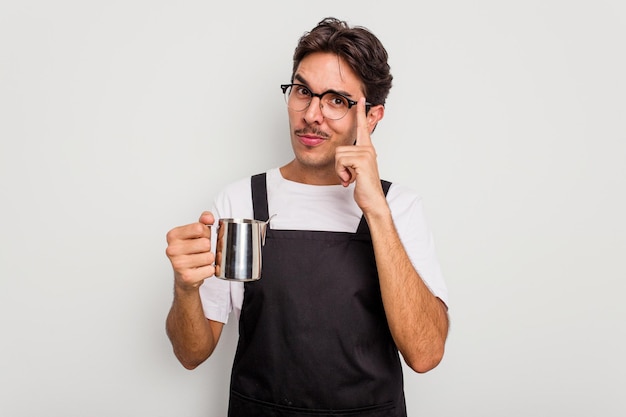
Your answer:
[165,211,216,290]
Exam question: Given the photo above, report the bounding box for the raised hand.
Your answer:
[334,98,386,213]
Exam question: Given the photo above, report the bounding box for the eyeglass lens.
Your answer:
[283,85,352,120]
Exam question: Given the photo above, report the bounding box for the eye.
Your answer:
[325,93,349,108]
[294,85,312,98]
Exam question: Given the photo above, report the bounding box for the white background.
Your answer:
[1,1,625,416]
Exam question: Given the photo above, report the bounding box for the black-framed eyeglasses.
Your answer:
[281,83,372,120]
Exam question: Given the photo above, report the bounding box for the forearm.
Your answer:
[365,208,449,373]
[166,286,220,369]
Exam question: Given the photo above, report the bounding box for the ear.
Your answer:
[367,104,385,134]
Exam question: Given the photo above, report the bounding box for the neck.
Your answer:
[279,161,341,186]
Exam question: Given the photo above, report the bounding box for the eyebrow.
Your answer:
[293,74,355,98]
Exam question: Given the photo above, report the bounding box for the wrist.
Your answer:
[173,279,202,297]
[363,204,394,233]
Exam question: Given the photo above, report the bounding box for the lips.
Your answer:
[298,134,326,147]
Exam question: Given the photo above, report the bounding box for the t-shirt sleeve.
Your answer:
[199,276,232,323]
[388,184,449,308]
[198,177,253,323]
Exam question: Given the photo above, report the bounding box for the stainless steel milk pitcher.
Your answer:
[214,217,272,281]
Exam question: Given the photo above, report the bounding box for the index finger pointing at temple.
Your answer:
[354,97,372,147]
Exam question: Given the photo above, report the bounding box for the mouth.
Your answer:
[295,128,329,147]
[297,134,326,147]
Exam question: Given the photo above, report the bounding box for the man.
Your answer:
[165,17,449,416]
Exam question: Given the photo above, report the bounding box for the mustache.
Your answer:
[294,127,330,139]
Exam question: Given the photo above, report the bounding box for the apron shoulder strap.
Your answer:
[251,173,269,221]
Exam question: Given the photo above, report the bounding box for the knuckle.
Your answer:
[165,228,177,243]
[170,256,186,270]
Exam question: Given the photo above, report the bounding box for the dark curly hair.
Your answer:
[292,17,393,107]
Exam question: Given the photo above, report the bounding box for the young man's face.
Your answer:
[285,52,368,181]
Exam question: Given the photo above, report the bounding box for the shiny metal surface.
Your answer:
[215,218,267,281]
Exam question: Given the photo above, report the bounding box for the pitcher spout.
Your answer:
[261,214,276,246]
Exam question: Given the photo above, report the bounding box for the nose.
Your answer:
[303,96,324,124]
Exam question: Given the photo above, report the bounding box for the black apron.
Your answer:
[228,173,406,417]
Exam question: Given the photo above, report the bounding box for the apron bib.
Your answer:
[228,173,406,417]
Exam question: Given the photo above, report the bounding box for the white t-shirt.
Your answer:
[200,167,448,323]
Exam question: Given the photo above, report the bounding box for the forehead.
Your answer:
[294,52,363,96]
